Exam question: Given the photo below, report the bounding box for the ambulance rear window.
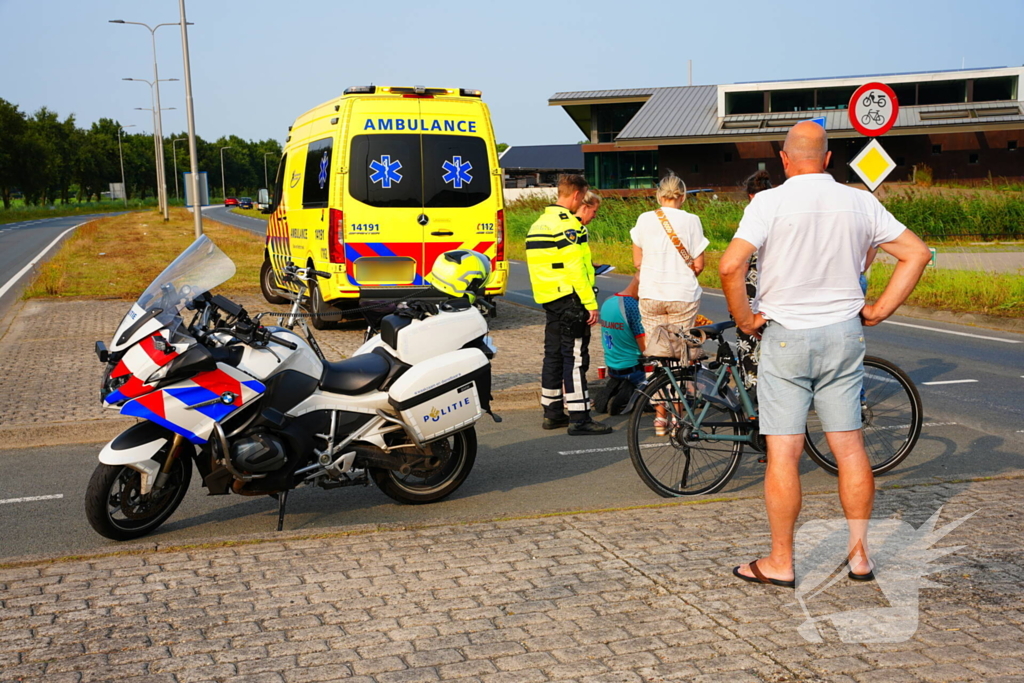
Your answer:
[349,134,423,208]
[423,136,490,208]
[348,134,491,208]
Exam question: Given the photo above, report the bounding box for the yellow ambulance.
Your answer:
[260,85,507,327]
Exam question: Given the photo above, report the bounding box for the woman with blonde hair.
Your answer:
[630,172,709,435]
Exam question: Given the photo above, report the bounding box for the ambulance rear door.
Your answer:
[343,98,426,289]
[420,100,499,276]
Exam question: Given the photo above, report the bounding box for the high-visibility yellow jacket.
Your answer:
[525,205,596,310]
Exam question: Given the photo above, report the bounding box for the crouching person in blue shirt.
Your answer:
[595,275,646,415]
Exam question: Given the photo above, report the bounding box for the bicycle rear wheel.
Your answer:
[628,371,743,496]
[804,356,922,475]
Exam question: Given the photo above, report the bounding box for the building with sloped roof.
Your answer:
[498,144,584,188]
[550,67,1024,190]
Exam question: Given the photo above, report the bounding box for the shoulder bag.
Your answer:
[654,208,697,273]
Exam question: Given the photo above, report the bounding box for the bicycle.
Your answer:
[861,110,885,126]
[627,320,923,497]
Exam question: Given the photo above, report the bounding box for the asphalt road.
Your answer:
[0,213,119,321]
[209,206,1023,442]
[5,207,1008,560]
[2,406,1021,560]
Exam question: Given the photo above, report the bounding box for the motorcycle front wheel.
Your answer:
[370,428,476,504]
[85,452,192,541]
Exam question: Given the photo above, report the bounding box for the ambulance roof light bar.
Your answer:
[460,88,482,98]
[344,85,376,95]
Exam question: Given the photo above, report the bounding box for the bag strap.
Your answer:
[655,208,697,273]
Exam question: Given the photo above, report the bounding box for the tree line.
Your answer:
[0,98,283,209]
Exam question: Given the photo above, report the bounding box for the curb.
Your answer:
[3,472,1020,570]
[891,304,1024,335]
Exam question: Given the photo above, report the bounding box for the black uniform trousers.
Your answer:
[541,294,591,422]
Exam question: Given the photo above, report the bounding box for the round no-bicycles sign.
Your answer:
[849,82,899,137]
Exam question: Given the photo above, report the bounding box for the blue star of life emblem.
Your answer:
[317,150,329,189]
[369,155,403,189]
[442,156,473,189]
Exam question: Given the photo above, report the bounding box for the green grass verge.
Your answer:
[507,194,1024,319]
[231,207,269,220]
[23,208,264,299]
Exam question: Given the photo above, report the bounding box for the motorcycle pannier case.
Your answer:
[388,348,489,443]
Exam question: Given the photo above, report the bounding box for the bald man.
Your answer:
[720,121,931,589]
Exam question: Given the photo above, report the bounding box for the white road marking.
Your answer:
[922,379,978,386]
[881,320,1021,344]
[703,291,725,298]
[877,421,957,431]
[558,443,660,456]
[505,291,534,301]
[0,222,84,300]
[0,494,64,505]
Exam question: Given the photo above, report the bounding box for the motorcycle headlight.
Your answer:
[101,368,131,403]
[145,364,172,385]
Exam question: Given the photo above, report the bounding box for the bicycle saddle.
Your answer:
[690,320,736,339]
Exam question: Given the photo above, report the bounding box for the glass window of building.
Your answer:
[726,91,764,115]
[890,83,917,107]
[918,80,967,105]
[585,150,658,189]
[593,103,644,143]
[973,76,1016,102]
[815,86,857,110]
[771,89,815,112]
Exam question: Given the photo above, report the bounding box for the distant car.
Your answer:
[238,197,253,209]
[224,197,239,207]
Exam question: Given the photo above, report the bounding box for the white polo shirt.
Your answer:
[734,173,907,330]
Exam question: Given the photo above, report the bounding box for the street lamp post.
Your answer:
[124,77,177,209]
[134,106,176,204]
[171,138,188,202]
[220,146,233,204]
[263,152,276,189]
[117,124,136,208]
[109,19,183,222]
[177,1,202,238]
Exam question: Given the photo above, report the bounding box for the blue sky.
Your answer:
[1,0,1021,147]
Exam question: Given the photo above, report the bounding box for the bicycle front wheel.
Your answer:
[628,371,743,496]
[805,356,923,475]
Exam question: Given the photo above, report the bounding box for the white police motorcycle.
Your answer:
[88,236,497,540]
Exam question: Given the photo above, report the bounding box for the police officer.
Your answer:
[526,174,612,436]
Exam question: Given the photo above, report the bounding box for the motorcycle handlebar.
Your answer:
[267,334,298,350]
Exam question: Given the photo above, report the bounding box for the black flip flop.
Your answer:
[732,559,795,589]
[842,558,876,582]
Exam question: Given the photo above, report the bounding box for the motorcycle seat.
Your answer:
[320,353,392,395]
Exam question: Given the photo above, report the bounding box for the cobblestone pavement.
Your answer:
[1,476,1021,683]
[0,296,592,433]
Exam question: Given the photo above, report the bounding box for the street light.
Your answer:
[117,124,136,208]
[176,1,203,238]
[109,19,188,222]
[171,138,188,203]
[220,146,233,203]
[124,77,178,213]
[263,152,277,190]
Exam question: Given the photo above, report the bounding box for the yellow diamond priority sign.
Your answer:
[849,139,896,192]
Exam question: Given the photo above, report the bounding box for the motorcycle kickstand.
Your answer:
[276,490,289,532]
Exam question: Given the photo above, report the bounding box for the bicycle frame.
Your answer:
[645,330,759,446]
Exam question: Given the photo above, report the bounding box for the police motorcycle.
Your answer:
[87,235,498,541]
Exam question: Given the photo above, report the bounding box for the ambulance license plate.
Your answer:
[356,258,416,284]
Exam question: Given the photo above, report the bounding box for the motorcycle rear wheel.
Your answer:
[370,428,476,504]
[85,454,192,541]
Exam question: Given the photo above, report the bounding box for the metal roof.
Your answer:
[616,86,719,139]
[499,144,584,170]
[549,88,655,103]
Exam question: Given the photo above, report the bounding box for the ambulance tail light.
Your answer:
[328,209,345,263]
[495,210,505,261]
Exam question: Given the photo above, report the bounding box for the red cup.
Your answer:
[597,366,607,379]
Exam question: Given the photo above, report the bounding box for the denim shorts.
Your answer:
[757,317,865,435]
